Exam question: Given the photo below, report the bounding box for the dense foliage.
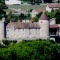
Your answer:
[22,0,53,4]
[57,0,60,3]
[0,0,7,9]
[32,12,42,22]
[22,0,41,4]
[0,40,60,60]
[0,0,8,19]
[46,9,60,24]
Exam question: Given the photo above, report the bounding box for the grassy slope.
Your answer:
[6,5,46,12]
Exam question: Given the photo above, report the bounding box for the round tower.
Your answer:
[0,17,5,40]
[39,12,49,40]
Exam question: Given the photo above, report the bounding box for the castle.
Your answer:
[0,12,59,41]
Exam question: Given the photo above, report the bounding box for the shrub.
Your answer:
[0,40,60,60]
[2,40,17,46]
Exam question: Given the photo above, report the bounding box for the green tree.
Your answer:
[6,11,12,23]
[0,40,60,60]
[46,9,60,24]
[0,0,8,19]
[46,10,55,19]
[57,0,60,3]
[55,10,60,24]
[32,12,42,22]
[32,16,38,22]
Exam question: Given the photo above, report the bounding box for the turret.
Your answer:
[39,12,49,40]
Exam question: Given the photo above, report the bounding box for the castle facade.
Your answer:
[0,12,59,41]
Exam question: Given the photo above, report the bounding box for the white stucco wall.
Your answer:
[39,20,49,39]
[46,5,51,12]
[6,26,40,40]
[0,21,4,40]
[50,18,56,25]
[31,10,38,18]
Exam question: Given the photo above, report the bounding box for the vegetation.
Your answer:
[0,0,7,9]
[46,9,60,24]
[0,40,60,60]
[32,12,42,22]
[19,13,31,20]
[22,0,53,4]
[22,0,41,4]
[57,0,60,3]
[0,0,8,19]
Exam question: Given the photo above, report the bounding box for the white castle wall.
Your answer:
[6,27,40,40]
[0,19,5,40]
[6,18,50,40]
[39,20,49,39]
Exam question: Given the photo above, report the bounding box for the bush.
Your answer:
[0,40,60,60]
[2,40,17,46]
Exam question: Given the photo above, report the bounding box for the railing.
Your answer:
[50,34,58,37]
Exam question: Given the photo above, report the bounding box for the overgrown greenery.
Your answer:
[0,0,8,19]
[32,12,42,22]
[22,0,53,4]
[46,9,60,24]
[0,0,7,9]
[0,40,60,60]
[6,11,31,23]
[57,0,60,3]
[22,0,41,4]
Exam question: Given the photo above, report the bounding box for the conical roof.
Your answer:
[39,12,49,20]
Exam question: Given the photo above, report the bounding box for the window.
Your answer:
[41,21,42,23]
[29,33,31,35]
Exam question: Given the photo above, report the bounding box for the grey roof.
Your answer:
[39,12,49,20]
[7,22,40,29]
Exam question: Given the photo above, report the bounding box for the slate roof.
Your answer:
[7,22,40,29]
[39,12,49,20]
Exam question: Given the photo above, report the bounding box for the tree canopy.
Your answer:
[0,40,60,60]
[0,0,7,9]
[0,0,8,19]
[46,9,60,24]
